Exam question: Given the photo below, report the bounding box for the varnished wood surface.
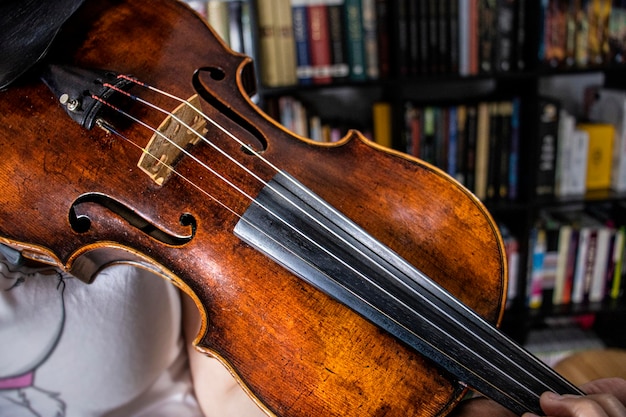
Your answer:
[0,0,507,415]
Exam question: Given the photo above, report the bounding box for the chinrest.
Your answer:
[0,0,85,89]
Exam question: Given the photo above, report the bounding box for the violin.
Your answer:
[0,0,582,415]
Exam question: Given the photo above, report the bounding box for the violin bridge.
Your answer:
[138,94,207,186]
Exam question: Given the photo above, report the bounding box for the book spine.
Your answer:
[515,0,527,70]
[255,0,281,87]
[362,0,379,79]
[207,0,231,46]
[275,0,298,85]
[474,102,491,200]
[479,0,497,73]
[496,0,516,72]
[589,227,613,302]
[508,97,521,200]
[292,0,313,85]
[372,102,393,148]
[449,0,460,73]
[227,1,245,54]
[571,227,591,304]
[448,106,458,176]
[307,3,333,84]
[375,0,391,78]
[553,225,572,305]
[535,98,560,196]
[419,0,430,74]
[328,1,350,81]
[407,0,420,75]
[344,0,367,80]
[611,226,626,299]
[528,227,547,308]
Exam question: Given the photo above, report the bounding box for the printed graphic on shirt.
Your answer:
[0,261,68,417]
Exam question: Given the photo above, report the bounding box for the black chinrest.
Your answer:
[0,0,85,89]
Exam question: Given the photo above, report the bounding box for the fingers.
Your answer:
[523,390,626,417]
[581,378,626,405]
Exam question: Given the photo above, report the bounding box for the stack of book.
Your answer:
[185,0,258,59]
[250,0,529,87]
[390,98,522,202]
[526,207,625,309]
[539,0,626,69]
[540,88,626,198]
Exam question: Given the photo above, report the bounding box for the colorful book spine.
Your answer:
[344,0,367,81]
[292,0,313,85]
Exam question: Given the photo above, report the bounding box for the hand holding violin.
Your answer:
[525,378,626,417]
[451,378,626,417]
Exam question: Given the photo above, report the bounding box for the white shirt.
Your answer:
[0,255,203,417]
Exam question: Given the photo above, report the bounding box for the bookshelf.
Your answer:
[188,0,626,350]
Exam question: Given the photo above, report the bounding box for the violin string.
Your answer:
[93,81,575,407]
[119,78,581,399]
[95,80,572,404]
[95,111,533,411]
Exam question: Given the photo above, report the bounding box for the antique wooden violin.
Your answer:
[0,0,582,415]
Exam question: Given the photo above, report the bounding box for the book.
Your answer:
[447,106,458,177]
[610,225,626,299]
[608,0,626,64]
[589,226,614,302]
[479,0,497,73]
[496,0,517,72]
[535,97,561,196]
[327,0,350,80]
[575,0,591,67]
[344,0,367,81]
[307,2,333,84]
[553,224,573,305]
[375,0,391,78]
[555,108,575,196]
[459,0,472,75]
[449,0,460,73]
[372,101,392,148]
[528,226,547,308]
[587,0,612,66]
[456,105,468,184]
[255,0,297,87]
[508,97,521,200]
[514,0,527,70]
[541,211,564,303]
[543,0,568,67]
[405,103,422,158]
[498,101,513,199]
[275,0,298,86]
[206,0,230,46]
[465,104,479,191]
[407,0,420,75]
[557,210,605,303]
[422,106,437,164]
[427,0,440,73]
[362,0,379,79]
[577,122,615,190]
[474,102,491,200]
[255,0,281,87]
[564,0,577,67]
[588,88,626,192]
[292,0,313,85]
[499,223,520,307]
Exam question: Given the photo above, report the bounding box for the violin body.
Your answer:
[0,0,508,415]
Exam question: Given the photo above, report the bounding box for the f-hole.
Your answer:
[192,66,267,155]
[69,193,196,246]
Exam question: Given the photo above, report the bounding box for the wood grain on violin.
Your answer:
[0,0,581,415]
